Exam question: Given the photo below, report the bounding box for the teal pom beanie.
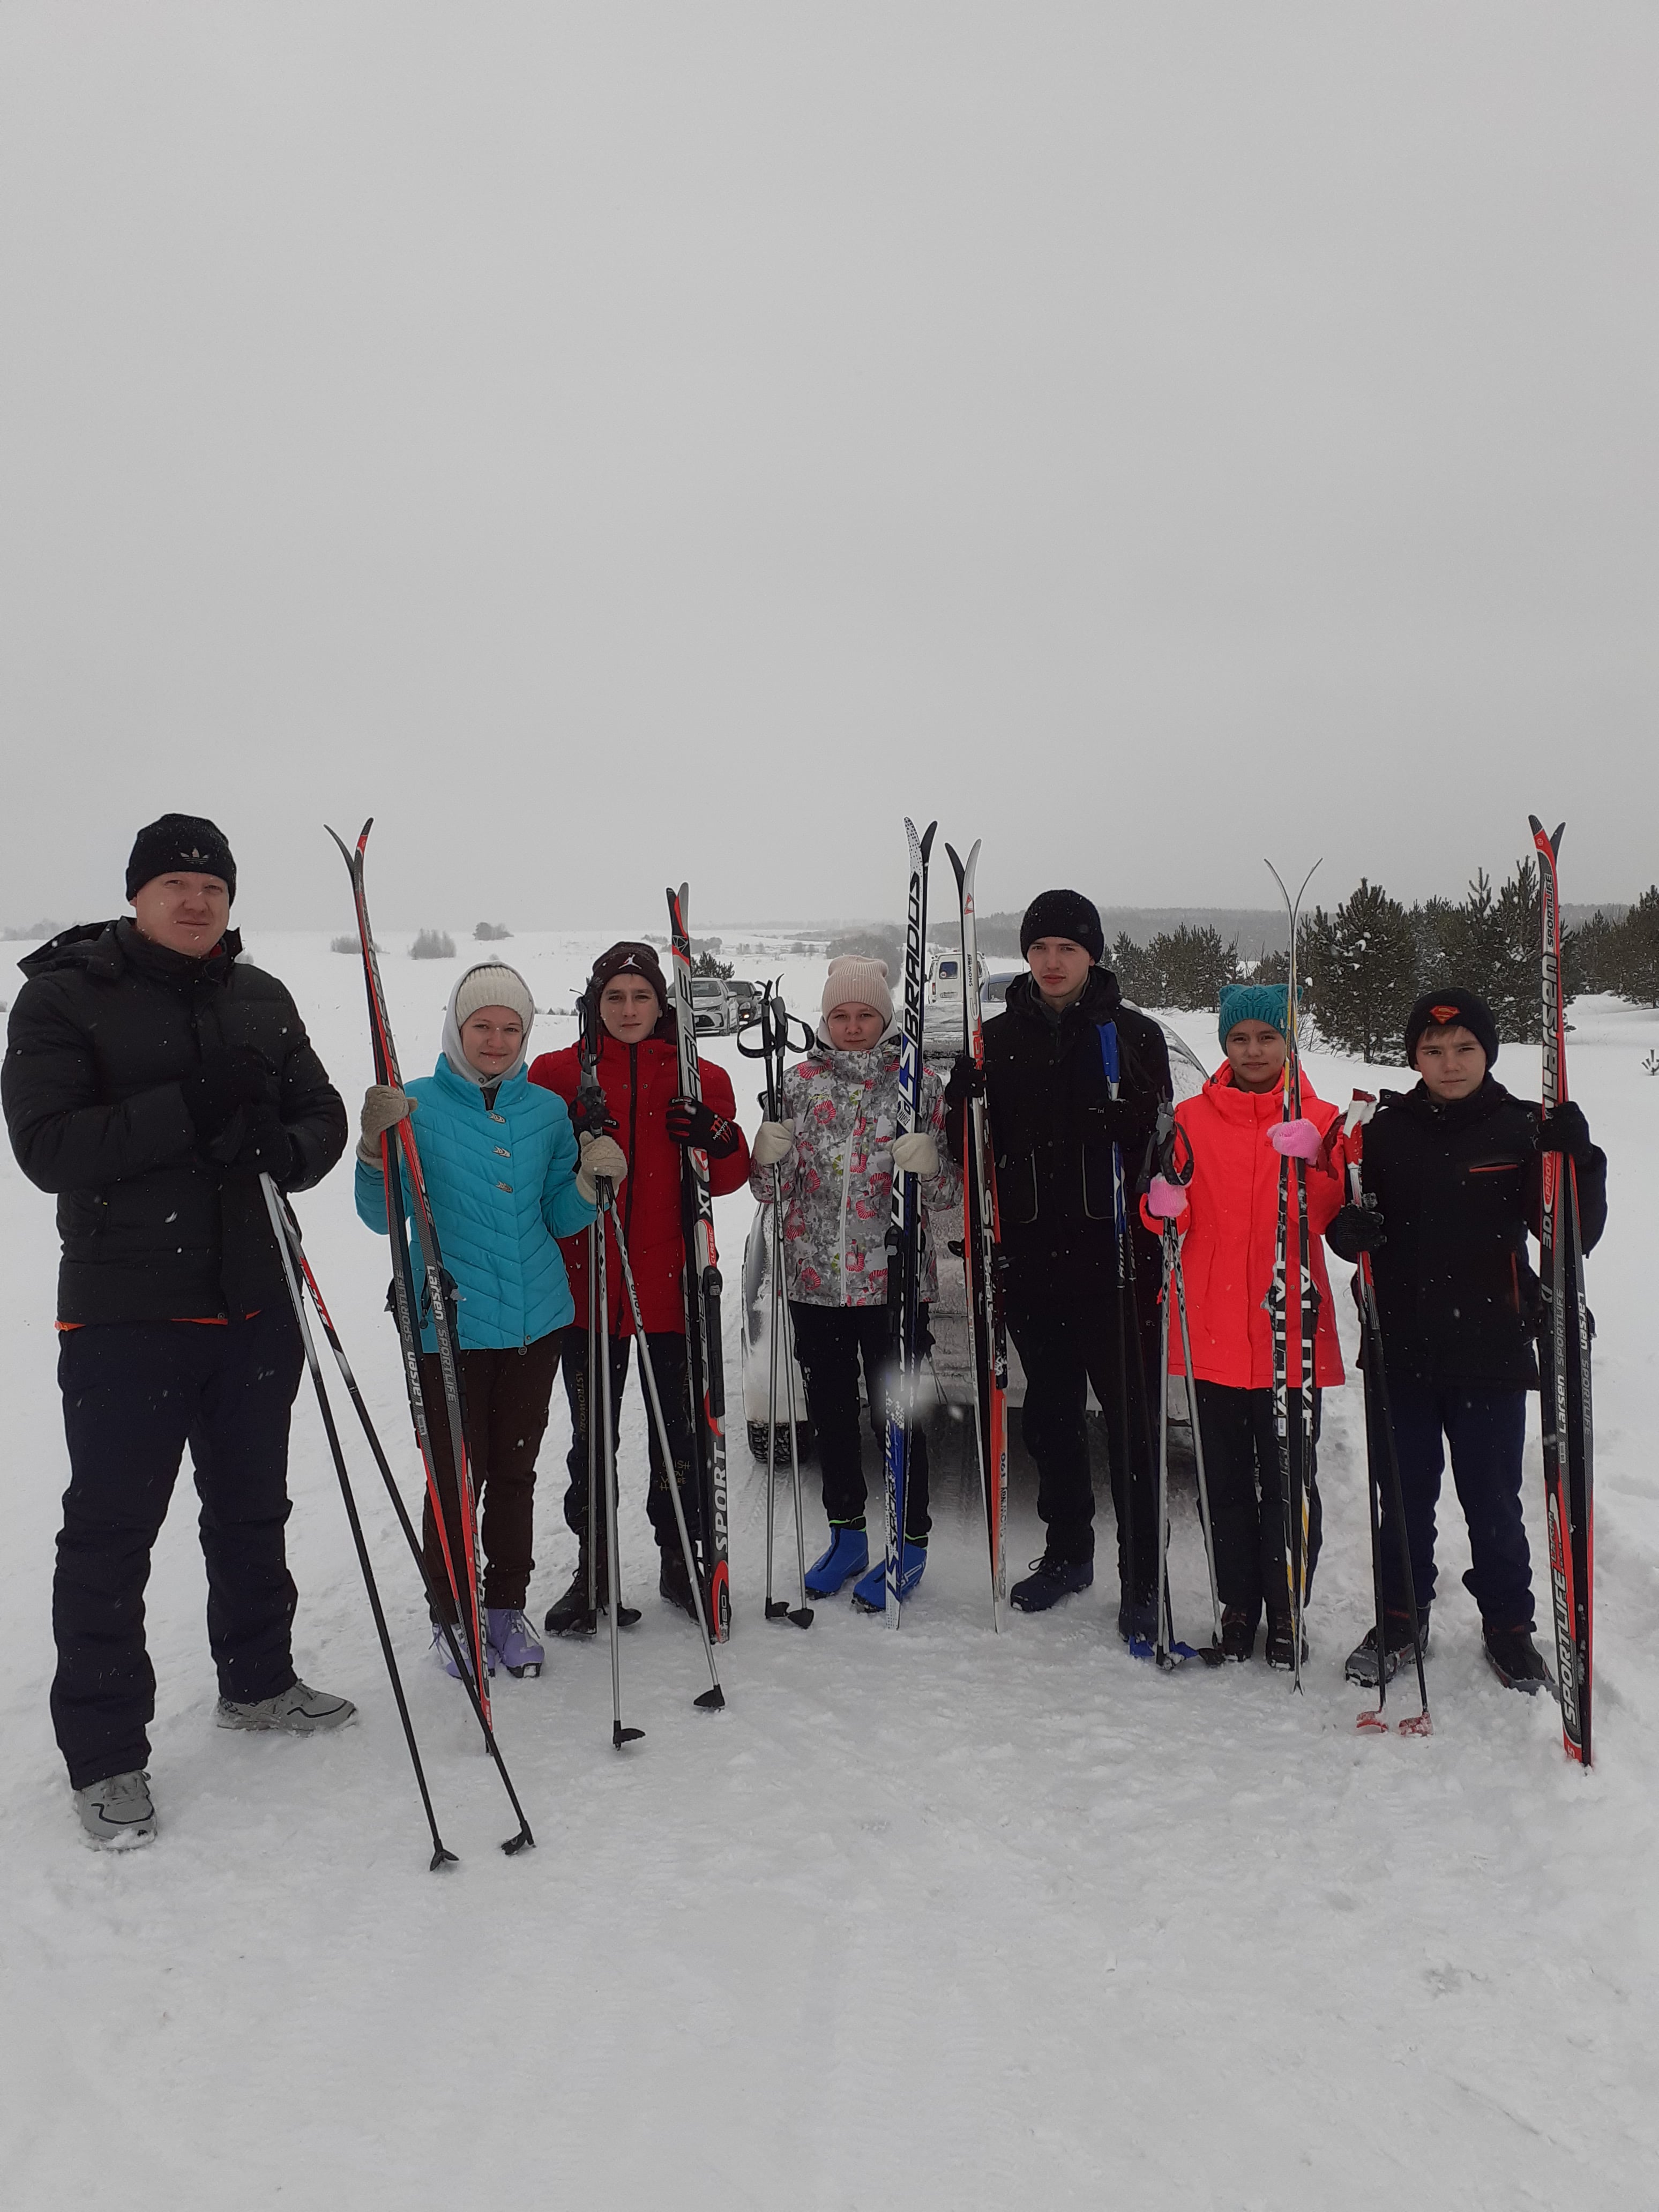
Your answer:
[1218,982,1289,1048]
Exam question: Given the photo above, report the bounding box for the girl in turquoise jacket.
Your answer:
[354,961,624,1678]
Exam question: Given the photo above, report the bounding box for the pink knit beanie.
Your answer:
[821,954,893,1024]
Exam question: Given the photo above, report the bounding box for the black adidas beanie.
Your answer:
[125,814,237,903]
[1404,989,1499,1068]
[1020,888,1104,964]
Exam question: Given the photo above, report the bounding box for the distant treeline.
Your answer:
[836,876,1655,1064]
[1111,870,1657,1061]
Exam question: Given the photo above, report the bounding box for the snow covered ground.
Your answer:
[2,925,1655,2208]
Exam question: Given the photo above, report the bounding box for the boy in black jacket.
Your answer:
[972,890,1172,1631]
[1327,989,1606,1692]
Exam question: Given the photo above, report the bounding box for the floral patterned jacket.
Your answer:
[749,1038,960,1309]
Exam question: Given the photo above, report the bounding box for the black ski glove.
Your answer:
[1326,1201,1386,1261]
[1085,1095,1141,1145]
[1538,1101,1594,1163]
[220,1104,296,1182]
[665,1095,741,1159]
[180,1049,276,1142]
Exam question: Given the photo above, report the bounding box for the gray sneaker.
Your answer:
[215,1680,357,1733]
[73,1769,157,1849]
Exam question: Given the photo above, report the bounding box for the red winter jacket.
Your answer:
[530,1030,750,1337]
[1143,1064,1346,1392]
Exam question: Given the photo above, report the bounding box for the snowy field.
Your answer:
[2,924,1655,2209]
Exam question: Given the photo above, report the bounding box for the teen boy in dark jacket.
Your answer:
[1328,988,1606,1692]
[3,814,353,1848]
[974,890,1172,1630]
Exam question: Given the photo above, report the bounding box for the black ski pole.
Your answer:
[263,1180,535,1851]
[259,1175,457,1870]
[608,1205,726,1708]
[1340,1097,1431,1736]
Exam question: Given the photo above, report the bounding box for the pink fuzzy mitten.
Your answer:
[1269,1117,1322,1162]
[1146,1174,1188,1219]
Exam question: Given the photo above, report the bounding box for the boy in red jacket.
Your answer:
[530,943,750,1625]
[1145,983,1345,1665]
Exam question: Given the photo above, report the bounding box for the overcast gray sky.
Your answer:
[1,3,1653,934]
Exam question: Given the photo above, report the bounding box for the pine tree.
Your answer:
[1110,931,1159,1004]
[1141,924,1236,1011]
[1608,888,1659,1004]
[1299,880,1418,1060]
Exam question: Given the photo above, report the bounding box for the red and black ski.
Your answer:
[1530,816,1594,1767]
[328,820,492,1718]
[666,882,731,1642]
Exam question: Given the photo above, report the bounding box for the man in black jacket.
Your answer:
[1328,988,1607,1693]
[973,890,1172,1628]
[3,814,354,1848]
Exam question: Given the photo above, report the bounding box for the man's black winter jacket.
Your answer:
[981,968,1172,1305]
[3,920,347,1323]
[1335,1076,1608,1390]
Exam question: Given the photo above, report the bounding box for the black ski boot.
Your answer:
[659,1546,699,1620]
[544,1547,641,1634]
[1009,1555,1094,1613]
[1264,1609,1308,1671]
[1344,1609,1429,1687]
[1220,1607,1256,1663]
[1483,1621,1551,1694]
[544,1565,596,1636]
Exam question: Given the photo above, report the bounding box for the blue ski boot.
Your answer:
[804,1525,869,1598]
[851,1541,926,1612]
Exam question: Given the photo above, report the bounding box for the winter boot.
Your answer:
[487,1607,544,1678]
[1116,1593,1157,1646]
[430,1619,496,1682]
[1010,1555,1094,1613]
[1220,1606,1256,1663]
[1344,1610,1429,1687]
[216,1680,357,1732]
[1263,1610,1309,1671]
[851,1541,926,1612]
[544,1564,596,1636]
[658,1546,700,1621]
[72,1768,156,1850]
[804,1524,869,1598]
[1483,1621,1550,1694]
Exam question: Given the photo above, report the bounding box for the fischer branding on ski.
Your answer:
[883,818,937,1627]
[946,839,1008,1626]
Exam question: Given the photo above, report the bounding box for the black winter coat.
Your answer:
[981,968,1172,1306]
[4,920,347,1324]
[1337,1077,1608,1390]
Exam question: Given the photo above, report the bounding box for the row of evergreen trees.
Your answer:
[1109,867,1659,1061]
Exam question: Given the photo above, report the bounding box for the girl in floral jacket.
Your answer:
[750,955,958,1609]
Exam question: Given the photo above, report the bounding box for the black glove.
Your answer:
[180,1049,276,1142]
[944,1053,985,1109]
[220,1104,296,1181]
[1538,1101,1594,1162]
[665,1095,741,1160]
[1326,1201,1386,1261]
[1085,1095,1139,1145]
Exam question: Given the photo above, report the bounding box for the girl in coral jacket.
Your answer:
[530,941,750,1629]
[1142,983,1345,1668]
[749,954,959,1612]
